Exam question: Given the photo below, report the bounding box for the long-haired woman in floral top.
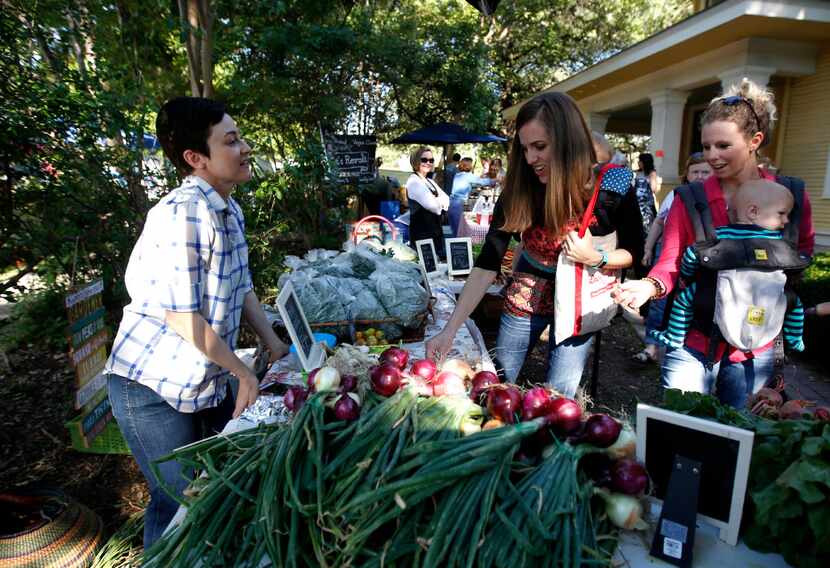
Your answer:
[426,92,643,397]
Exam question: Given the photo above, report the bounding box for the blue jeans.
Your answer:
[107,374,234,547]
[661,345,775,408]
[448,198,465,237]
[644,296,668,347]
[495,312,595,398]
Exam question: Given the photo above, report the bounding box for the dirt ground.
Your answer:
[0,311,825,536]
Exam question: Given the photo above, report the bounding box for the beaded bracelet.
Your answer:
[643,276,667,299]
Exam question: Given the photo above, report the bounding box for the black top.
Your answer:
[474,184,644,272]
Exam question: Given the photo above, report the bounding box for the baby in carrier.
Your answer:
[651,179,806,355]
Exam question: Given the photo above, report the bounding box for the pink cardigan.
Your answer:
[649,170,815,362]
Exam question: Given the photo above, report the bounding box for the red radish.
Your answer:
[441,358,474,381]
[379,347,409,370]
[370,364,402,397]
[582,414,622,448]
[334,393,361,421]
[432,371,466,397]
[410,358,438,381]
[340,375,358,393]
[547,398,582,433]
[487,385,522,424]
[779,399,809,420]
[611,459,649,495]
[814,406,830,422]
[522,387,553,420]
[470,371,500,404]
[284,386,307,412]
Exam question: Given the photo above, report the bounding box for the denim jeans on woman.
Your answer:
[448,197,465,237]
[107,373,234,547]
[495,312,594,398]
[661,345,774,409]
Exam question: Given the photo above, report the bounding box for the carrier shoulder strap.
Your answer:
[676,182,716,243]
[775,175,805,246]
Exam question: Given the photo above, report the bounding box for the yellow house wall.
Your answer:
[778,44,830,243]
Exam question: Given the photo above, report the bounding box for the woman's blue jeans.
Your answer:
[495,312,594,398]
[107,373,234,547]
[661,345,775,408]
[448,198,465,237]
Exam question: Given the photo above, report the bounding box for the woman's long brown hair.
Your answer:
[500,92,596,236]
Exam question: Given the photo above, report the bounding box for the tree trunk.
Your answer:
[177,0,214,98]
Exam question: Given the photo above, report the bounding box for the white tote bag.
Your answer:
[553,165,622,345]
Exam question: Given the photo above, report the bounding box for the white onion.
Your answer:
[313,366,341,392]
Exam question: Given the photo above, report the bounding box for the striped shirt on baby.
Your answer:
[105,176,252,412]
[651,224,805,352]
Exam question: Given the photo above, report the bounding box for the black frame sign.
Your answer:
[322,133,377,184]
[636,404,753,548]
[277,282,325,371]
[445,237,473,277]
[416,239,439,276]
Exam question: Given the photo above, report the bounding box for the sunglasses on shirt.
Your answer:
[721,95,762,131]
[420,157,435,164]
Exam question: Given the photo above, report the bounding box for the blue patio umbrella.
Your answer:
[391,122,506,145]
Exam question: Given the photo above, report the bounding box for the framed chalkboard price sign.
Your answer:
[415,239,440,276]
[276,282,325,371]
[445,237,473,277]
[636,404,754,547]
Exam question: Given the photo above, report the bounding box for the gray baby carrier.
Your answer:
[669,177,809,359]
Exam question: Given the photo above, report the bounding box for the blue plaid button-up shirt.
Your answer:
[105,176,253,412]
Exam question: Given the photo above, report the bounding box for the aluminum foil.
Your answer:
[240,395,292,425]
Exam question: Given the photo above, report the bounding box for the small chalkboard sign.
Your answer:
[322,133,377,184]
[276,282,325,371]
[416,239,440,276]
[445,237,473,277]
[636,404,754,547]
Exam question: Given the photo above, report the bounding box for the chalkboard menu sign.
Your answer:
[446,237,473,277]
[636,404,754,547]
[323,133,377,184]
[416,239,439,275]
[277,282,325,371]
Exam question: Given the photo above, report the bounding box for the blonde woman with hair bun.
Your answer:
[614,78,815,409]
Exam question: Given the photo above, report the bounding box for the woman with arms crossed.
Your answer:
[426,92,642,398]
[614,79,814,407]
[105,97,289,546]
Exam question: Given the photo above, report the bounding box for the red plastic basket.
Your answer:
[351,215,398,245]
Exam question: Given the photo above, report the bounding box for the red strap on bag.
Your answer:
[573,163,621,335]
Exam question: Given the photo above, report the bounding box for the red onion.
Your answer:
[814,406,830,422]
[610,459,649,495]
[307,367,320,389]
[470,371,500,404]
[284,386,307,412]
[334,393,361,421]
[379,347,409,370]
[583,414,622,448]
[370,364,402,397]
[487,385,522,424]
[340,374,358,393]
[410,358,438,382]
[579,453,613,487]
[547,398,582,433]
[522,387,553,420]
[432,371,466,397]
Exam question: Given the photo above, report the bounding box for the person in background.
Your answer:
[363,157,390,216]
[614,78,815,407]
[406,146,450,260]
[633,152,659,242]
[105,97,289,546]
[480,156,490,177]
[448,157,479,236]
[443,152,461,196]
[425,93,642,398]
[633,152,713,364]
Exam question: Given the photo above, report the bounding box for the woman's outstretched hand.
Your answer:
[424,328,455,364]
[612,279,658,311]
[562,229,602,266]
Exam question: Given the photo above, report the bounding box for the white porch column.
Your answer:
[586,112,610,133]
[717,65,775,92]
[648,89,689,184]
